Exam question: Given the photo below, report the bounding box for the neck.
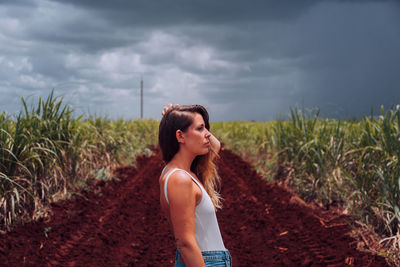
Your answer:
[168,148,196,172]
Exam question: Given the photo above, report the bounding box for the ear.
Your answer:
[176,130,185,144]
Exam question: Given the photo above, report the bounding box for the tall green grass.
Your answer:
[272,109,348,204]
[0,92,158,231]
[347,106,400,236]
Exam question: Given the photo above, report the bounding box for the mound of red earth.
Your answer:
[0,149,388,266]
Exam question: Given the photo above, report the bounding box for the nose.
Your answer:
[205,130,211,139]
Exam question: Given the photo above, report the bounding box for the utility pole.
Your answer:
[140,78,143,119]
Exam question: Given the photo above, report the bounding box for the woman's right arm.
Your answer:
[168,172,205,267]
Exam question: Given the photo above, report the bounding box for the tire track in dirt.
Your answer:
[0,149,388,266]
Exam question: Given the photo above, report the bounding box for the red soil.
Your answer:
[0,149,388,266]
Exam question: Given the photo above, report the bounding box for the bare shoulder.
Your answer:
[167,170,193,188]
[165,170,197,207]
[160,168,192,188]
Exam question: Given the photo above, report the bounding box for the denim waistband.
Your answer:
[175,248,232,267]
[201,250,231,259]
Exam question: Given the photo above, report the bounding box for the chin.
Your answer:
[196,148,210,156]
[203,148,211,155]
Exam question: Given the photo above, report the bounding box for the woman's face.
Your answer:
[181,113,211,155]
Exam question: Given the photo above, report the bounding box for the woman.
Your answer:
[158,104,232,267]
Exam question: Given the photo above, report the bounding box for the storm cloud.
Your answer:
[0,0,399,121]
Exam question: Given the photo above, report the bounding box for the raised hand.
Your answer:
[161,104,179,116]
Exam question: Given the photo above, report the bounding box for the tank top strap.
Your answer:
[164,168,178,204]
[164,168,203,204]
[178,169,204,190]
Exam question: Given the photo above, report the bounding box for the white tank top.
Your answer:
[164,168,227,252]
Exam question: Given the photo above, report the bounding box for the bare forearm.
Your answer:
[178,242,205,267]
[209,133,221,153]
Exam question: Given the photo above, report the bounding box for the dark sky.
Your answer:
[0,0,399,121]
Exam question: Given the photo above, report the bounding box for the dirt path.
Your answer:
[0,149,388,266]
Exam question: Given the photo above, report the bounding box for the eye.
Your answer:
[197,125,204,130]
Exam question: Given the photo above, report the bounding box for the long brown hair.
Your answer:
[158,105,223,209]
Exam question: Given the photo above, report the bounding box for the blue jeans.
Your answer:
[174,248,232,267]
